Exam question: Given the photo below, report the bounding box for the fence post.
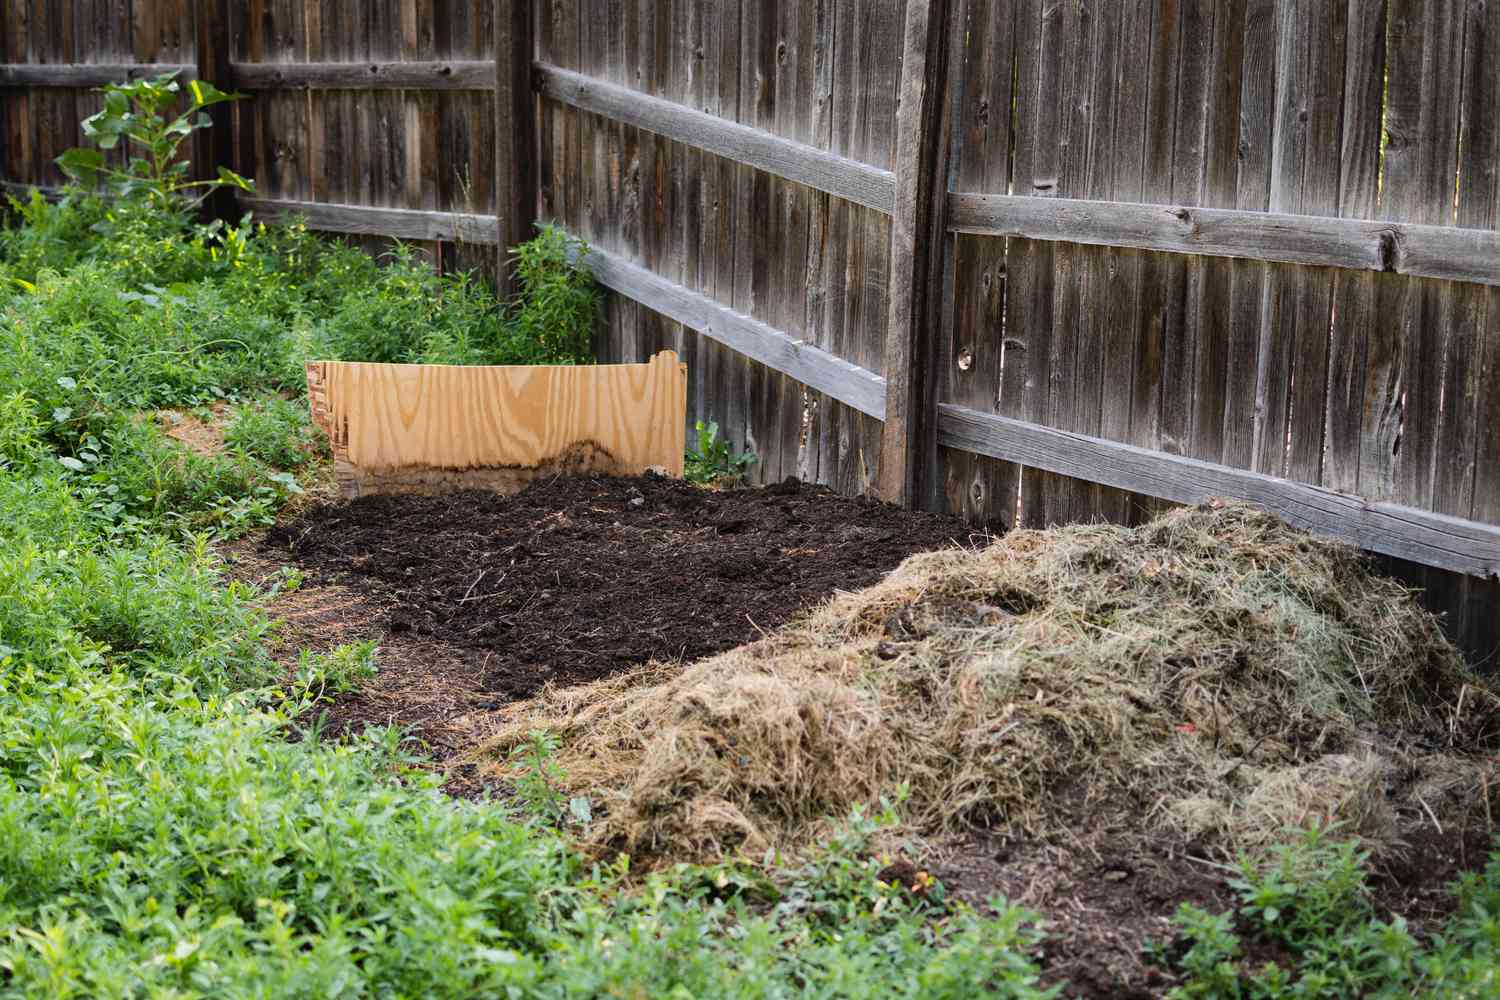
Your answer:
[495,0,538,297]
[878,0,958,508]
[193,0,236,222]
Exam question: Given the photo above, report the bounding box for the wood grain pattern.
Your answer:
[306,350,686,498]
[878,0,954,506]
[947,193,1500,286]
[230,58,494,88]
[241,196,496,242]
[0,62,194,85]
[576,236,888,420]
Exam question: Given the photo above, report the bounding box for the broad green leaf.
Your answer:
[55,147,105,182]
[57,456,85,472]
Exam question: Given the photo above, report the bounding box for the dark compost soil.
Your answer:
[250,474,983,753]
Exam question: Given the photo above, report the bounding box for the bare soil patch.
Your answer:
[236,474,982,773]
[157,402,230,455]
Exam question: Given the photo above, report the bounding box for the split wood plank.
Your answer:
[936,402,1500,582]
[0,62,195,86]
[535,61,896,214]
[230,58,494,89]
[305,350,686,498]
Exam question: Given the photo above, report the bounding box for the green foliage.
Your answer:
[295,639,379,697]
[223,396,323,471]
[0,188,116,279]
[56,72,253,213]
[291,233,603,369]
[503,225,601,365]
[508,729,569,824]
[685,419,757,485]
[310,244,502,365]
[1151,824,1500,998]
[1229,825,1372,951]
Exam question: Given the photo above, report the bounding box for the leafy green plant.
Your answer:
[0,187,114,277]
[1148,823,1500,999]
[503,224,601,365]
[685,419,757,485]
[509,729,568,823]
[224,395,323,470]
[296,639,379,697]
[56,72,253,212]
[1229,824,1372,950]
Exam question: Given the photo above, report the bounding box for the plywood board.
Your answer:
[306,351,687,498]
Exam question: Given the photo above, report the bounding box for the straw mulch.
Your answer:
[477,501,1500,863]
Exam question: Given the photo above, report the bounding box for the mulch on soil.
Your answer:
[257,473,982,734]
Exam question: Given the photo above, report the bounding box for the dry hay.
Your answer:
[477,500,1500,863]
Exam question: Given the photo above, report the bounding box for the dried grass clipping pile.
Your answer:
[478,501,1499,862]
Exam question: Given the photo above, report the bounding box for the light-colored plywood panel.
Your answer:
[306,351,687,497]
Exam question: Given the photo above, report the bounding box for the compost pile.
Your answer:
[481,501,1500,863]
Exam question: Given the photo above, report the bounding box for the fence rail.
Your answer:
[948,193,1500,287]
[2,0,1496,668]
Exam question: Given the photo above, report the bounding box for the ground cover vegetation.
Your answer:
[0,76,1497,998]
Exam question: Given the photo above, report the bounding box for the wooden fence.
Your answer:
[2,0,1498,668]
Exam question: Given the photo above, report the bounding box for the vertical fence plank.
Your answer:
[1467,0,1500,668]
[1004,0,1062,528]
[1126,0,1183,521]
[495,0,536,295]
[1034,0,1098,527]
[1098,0,1156,525]
[798,0,833,485]
[827,0,861,494]
[195,0,236,221]
[879,0,954,506]
[943,0,1016,526]
[1323,0,1387,496]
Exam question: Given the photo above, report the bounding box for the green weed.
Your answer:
[685,419,757,485]
[55,71,253,213]
[223,396,323,470]
[1150,823,1500,998]
[295,639,379,698]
